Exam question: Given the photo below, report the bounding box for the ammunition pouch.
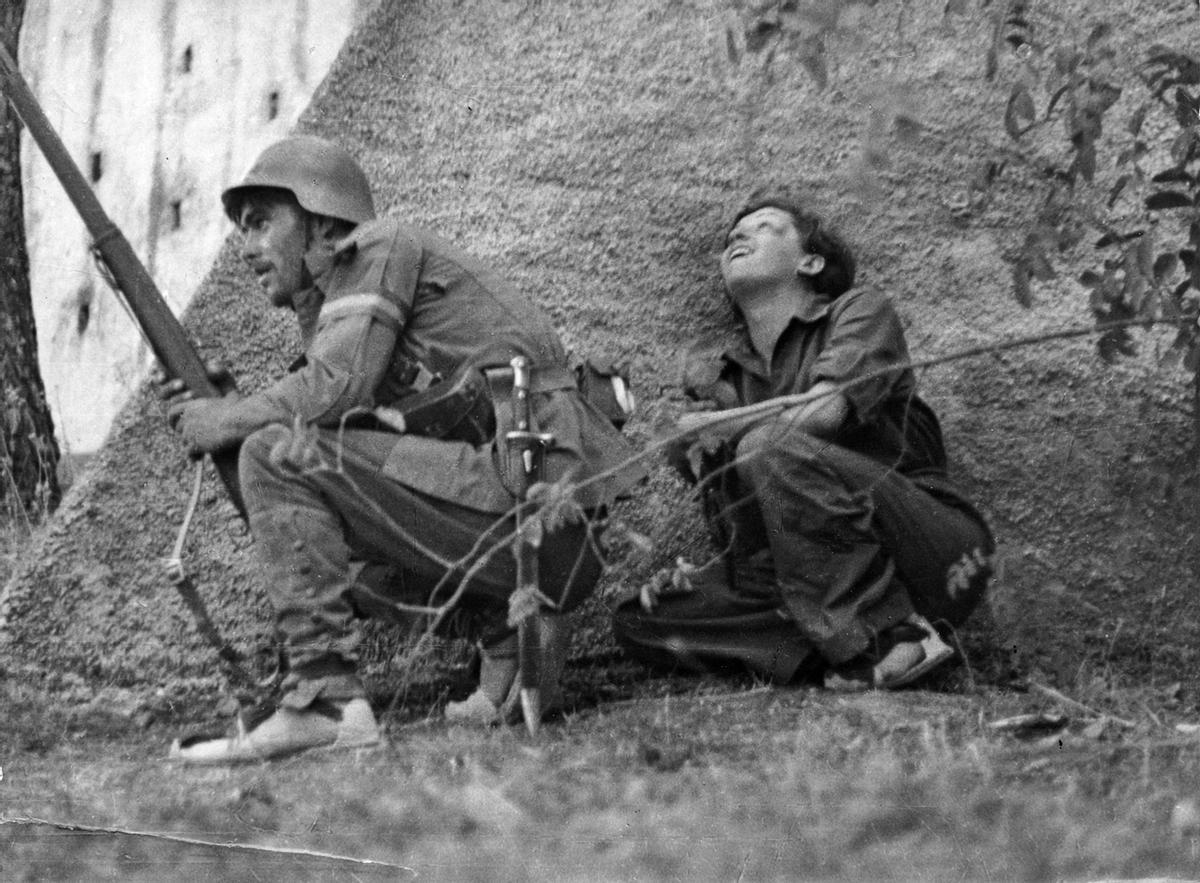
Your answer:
[360,359,580,460]
[365,361,496,446]
[575,357,635,429]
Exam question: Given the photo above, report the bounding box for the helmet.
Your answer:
[221,135,376,225]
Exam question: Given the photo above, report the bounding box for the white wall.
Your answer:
[19,0,367,453]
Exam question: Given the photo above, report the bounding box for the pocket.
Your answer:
[575,357,635,429]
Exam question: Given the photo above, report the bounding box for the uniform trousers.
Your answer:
[239,423,602,707]
[613,419,993,680]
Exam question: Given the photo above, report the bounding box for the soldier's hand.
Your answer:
[155,360,238,426]
[172,396,244,457]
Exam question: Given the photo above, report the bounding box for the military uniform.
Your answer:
[612,287,992,681]
[226,219,643,706]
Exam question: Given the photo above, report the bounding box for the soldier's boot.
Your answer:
[445,616,568,726]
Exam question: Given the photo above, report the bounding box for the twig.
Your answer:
[1028,680,1137,729]
[0,815,416,874]
[572,684,777,718]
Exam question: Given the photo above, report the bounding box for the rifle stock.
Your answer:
[0,43,244,516]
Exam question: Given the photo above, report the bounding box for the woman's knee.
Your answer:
[734,420,827,483]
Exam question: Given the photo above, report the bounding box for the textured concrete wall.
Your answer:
[20,0,367,453]
[4,0,1198,699]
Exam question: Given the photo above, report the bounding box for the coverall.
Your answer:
[612,287,992,680]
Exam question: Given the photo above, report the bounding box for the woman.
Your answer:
[613,188,993,690]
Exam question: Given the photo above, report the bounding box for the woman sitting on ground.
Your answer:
[612,187,994,690]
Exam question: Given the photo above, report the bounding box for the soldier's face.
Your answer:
[236,195,311,307]
[720,207,805,294]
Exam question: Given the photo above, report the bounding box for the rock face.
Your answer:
[20,0,367,454]
[4,0,1199,698]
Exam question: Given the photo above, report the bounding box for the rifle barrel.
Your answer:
[0,43,244,515]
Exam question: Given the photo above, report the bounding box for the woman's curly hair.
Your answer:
[728,187,857,297]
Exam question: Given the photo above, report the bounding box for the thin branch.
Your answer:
[0,815,417,874]
[1028,680,1138,729]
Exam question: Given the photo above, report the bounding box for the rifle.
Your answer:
[0,42,244,516]
[0,44,258,684]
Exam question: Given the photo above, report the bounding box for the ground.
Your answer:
[3,664,1200,881]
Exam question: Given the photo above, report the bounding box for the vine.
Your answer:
[724,0,1200,447]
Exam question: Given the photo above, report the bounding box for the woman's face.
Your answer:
[720,207,805,293]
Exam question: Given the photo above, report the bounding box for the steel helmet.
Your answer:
[221,135,376,224]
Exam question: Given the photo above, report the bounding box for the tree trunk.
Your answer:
[0,0,60,519]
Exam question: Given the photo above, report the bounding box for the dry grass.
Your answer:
[2,670,1200,881]
[3,513,1200,881]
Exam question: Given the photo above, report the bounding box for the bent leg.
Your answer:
[240,424,604,704]
[611,552,816,682]
[735,419,992,667]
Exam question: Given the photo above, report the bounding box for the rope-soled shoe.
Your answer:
[824,613,955,692]
[445,617,568,727]
[168,697,380,764]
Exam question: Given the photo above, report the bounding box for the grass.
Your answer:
[2,667,1200,881]
[3,514,1200,881]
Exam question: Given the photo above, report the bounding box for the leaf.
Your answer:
[1024,237,1056,281]
[1094,230,1143,249]
[1086,22,1112,52]
[1127,103,1150,137]
[894,113,922,142]
[1155,251,1181,282]
[1185,341,1200,375]
[1074,137,1097,183]
[506,583,545,627]
[1005,85,1036,139]
[762,45,778,85]
[1171,128,1198,166]
[797,37,828,90]
[1057,221,1085,251]
[1136,227,1156,279]
[1054,46,1080,75]
[1151,167,1195,185]
[1012,260,1032,307]
[1175,87,1200,128]
[1105,174,1131,208]
[1088,81,1122,115]
[744,17,780,53]
[1146,191,1194,210]
[1097,326,1136,363]
[725,25,742,66]
[1045,83,1074,119]
[985,45,998,81]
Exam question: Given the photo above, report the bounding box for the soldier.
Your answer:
[612,188,993,690]
[165,135,643,763]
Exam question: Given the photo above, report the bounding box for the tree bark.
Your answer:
[0,0,60,518]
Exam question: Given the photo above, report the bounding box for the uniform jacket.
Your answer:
[682,287,977,508]
[233,218,644,513]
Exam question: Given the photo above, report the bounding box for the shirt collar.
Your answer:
[741,292,833,364]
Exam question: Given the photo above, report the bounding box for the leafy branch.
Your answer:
[723,0,1200,449]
